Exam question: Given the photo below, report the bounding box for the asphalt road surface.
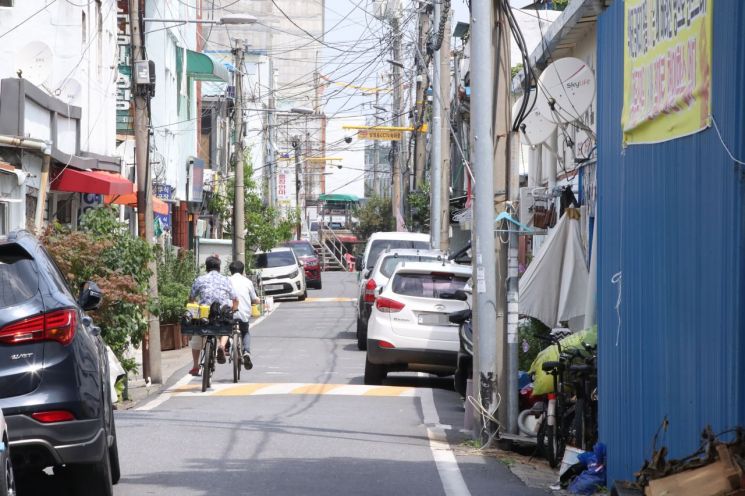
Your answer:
[17,271,548,496]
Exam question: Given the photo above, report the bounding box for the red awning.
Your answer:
[104,192,169,216]
[51,169,134,196]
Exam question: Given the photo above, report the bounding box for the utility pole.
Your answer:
[292,135,302,239]
[430,0,442,248]
[232,42,246,265]
[129,0,161,384]
[413,6,429,190]
[391,15,404,231]
[470,0,499,442]
[268,57,277,208]
[438,10,451,252]
[373,89,381,196]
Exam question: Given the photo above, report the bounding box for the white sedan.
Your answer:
[0,409,14,496]
[364,262,472,385]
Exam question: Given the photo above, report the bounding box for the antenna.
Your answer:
[16,42,53,86]
[534,57,596,124]
[512,90,556,145]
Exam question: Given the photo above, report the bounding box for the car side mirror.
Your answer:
[78,281,103,311]
[363,269,372,279]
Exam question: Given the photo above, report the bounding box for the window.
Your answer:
[254,251,297,269]
[0,244,38,309]
[392,272,468,299]
[380,255,440,278]
[286,243,315,257]
[367,239,430,270]
[0,203,6,235]
[0,0,14,7]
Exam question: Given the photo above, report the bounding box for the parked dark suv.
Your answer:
[0,231,119,495]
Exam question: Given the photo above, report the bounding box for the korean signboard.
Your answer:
[622,0,712,144]
[357,129,403,141]
[116,0,133,134]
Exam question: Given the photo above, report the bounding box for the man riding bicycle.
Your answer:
[228,260,259,370]
[188,256,238,376]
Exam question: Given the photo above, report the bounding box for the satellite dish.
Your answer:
[58,79,82,105]
[512,90,557,145]
[16,42,53,86]
[534,57,595,124]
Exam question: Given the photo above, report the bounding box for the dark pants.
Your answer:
[238,320,251,354]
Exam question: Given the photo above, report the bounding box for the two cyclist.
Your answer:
[188,256,238,376]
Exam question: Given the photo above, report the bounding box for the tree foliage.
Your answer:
[353,196,393,241]
[407,182,431,233]
[42,207,153,372]
[157,246,197,324]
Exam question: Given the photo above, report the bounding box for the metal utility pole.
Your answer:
[292,135,302,239]
[391,16,404,231]
[438,10,451,252]
[129,0,161,384]
[430,0,442,248]
[268,57,277,208]
[373,88,381,196]
[232,42,246,265]
[470,0,499,441]
[413,6,429,190]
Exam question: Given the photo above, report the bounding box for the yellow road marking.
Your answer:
[363,386,414,396]
[213,383,272,396]
[303,297,355,303]
[290,384,344,395]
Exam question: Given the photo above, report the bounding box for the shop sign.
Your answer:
[622,0,712,144]
[358,129,402,141]
[116,0,133,134]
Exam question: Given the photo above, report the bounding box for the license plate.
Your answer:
[265,284,283,291]
[418,313,450,326]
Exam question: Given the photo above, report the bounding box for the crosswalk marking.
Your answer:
[167,382,416,397]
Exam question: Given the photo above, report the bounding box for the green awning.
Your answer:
[176,48,230,83]
[319,193,359,202]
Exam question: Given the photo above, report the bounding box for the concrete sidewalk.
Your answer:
[117,346,193,410]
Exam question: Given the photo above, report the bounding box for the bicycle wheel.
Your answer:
[573,398,587,450]
[546,421,563,468]
[202,339,213,392]
[232,334,241,383]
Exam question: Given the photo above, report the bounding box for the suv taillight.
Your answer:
[375,297,405,313]
[0,309,77,346]
[364,278,377,303]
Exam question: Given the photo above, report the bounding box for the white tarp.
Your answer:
[519,208,588,330]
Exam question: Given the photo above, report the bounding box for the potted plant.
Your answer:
[157,247,196,350]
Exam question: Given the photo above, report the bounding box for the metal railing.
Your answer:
[319,227,351,270]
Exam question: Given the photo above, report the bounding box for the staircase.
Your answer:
[313,228,352,271]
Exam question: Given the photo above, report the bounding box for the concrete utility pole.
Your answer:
[430,0,442,248]
[232,42,246,265]
[267,57,277,208]
[373,86,381,196]
[292,135,302,239]
[470,0,500,441]
[390,16,404,231]
[129,0,161,384]
[413,6,429,190]
[438,11,451,252]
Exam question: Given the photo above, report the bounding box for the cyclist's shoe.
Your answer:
[189,367,201,376]
[216,347,226,364]
[242,353,253,370]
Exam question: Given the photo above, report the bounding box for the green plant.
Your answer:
[407,183,431,233]
[156,247,197,323]
[518,317,551,371]
[353,195,394,240]
[43,207,153,373]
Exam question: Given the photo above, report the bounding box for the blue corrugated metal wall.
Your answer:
[597,0,745,485]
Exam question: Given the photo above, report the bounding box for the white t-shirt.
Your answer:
[229,273,258,322]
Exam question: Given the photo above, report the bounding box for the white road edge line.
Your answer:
[420,388,472,496]
[135,304,280,411]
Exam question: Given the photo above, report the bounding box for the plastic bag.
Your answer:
[529,326,597,396]
[569,443,607,495]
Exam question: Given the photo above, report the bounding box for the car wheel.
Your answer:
[314,280,323,290]
[0,441,15,496]
[68,445,113,496]
[108,410,121,485]
[298,289,307,301]
[356,318,367,351]
[364,356,386,385]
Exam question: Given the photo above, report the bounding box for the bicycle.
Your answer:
[228,319,242,384]
[182,317,234,392]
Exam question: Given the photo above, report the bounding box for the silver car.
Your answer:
[0,409,15,496]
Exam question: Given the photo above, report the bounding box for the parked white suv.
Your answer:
[356,248,445,350]
[253,248,307,301]
[364,262,472,384]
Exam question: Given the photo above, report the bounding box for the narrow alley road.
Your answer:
[51,272,548,496]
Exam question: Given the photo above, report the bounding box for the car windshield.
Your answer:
[0,244,39,308]
[379,255,440,277]
[391,272,469,299]
[254,251,296,268]
[288,243,315,257]
[368,240,429,269]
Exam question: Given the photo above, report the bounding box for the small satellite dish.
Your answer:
[534,57,595,124]
[512,90,556,145]
[16,42,53,86]
[58,79,82,105]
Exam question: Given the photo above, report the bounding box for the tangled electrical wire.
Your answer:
[429,0,451,53]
